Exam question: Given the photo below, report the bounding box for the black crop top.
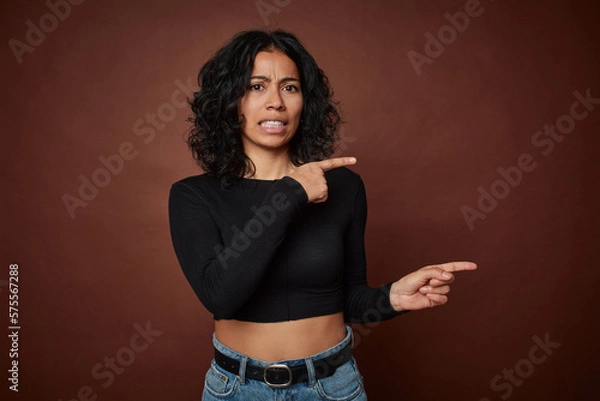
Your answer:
[168,167,405,323]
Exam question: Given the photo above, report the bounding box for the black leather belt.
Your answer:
[214,340,353,388]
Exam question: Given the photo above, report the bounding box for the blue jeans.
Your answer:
[202,325,367,400]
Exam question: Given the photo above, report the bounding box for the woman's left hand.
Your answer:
[389,261,477,311]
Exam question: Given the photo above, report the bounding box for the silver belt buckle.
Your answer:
[264,364,292,388]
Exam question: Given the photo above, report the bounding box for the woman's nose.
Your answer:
[265,89,285,110]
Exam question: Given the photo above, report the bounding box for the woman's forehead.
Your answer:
[250,50,299,79]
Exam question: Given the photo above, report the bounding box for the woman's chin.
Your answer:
[246,138,293,153]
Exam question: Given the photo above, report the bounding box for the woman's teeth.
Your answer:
[260,121,284,127]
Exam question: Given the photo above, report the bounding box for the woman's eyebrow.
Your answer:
[249,75,300,84]
[281,77,301,84]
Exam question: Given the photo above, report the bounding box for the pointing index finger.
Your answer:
[436,261,478,273]
[317,157,357,172]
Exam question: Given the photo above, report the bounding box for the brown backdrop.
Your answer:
[2,0,599,400]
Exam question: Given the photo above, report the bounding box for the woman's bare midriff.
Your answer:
[214,312,347,362]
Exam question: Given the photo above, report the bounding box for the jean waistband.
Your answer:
[212,325,353,368]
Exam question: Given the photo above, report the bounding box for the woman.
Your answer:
[168,29,476,400]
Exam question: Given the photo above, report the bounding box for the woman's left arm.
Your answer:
[342,176,405,323]
[342,176,477,322]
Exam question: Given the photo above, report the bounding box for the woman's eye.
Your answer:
[283,85,299,92]
[249,83,263,90]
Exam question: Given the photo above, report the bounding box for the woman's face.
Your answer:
[238,50,303,155]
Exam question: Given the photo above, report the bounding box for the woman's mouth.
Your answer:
[259,120,287,133]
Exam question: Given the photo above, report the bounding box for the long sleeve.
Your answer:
[168,176,308,319]
[342,177,408,323]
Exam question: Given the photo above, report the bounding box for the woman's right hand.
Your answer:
[287,157,357,203]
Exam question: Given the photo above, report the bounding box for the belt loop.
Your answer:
[304,357,316,386]
[238,356,247,385]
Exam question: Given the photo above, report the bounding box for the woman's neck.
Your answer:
[245,148,294,180]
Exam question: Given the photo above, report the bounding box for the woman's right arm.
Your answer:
[168,177,307,319]
[168,156,356,319]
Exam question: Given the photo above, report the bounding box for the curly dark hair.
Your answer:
[187,29,342,186]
